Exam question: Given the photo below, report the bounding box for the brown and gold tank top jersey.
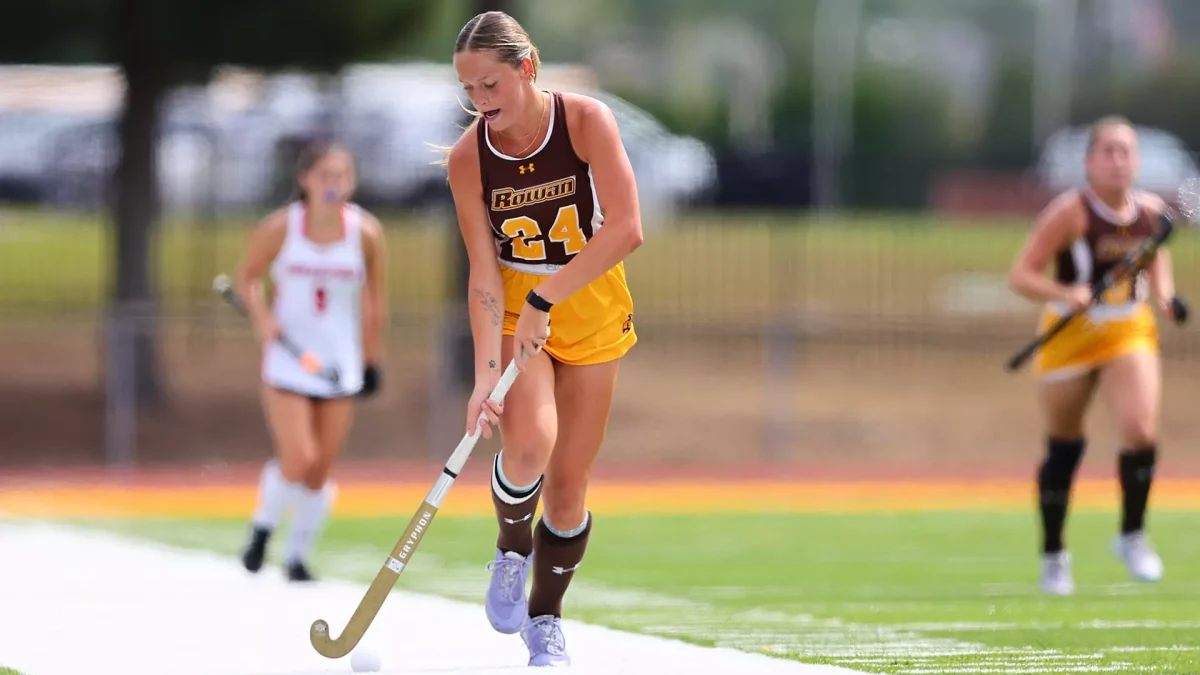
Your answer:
[1054,191,1157,303]
[478,91,599,270]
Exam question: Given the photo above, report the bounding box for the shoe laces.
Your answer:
[1123,532,1153,557]
[1044,553,1069,574]
[525,616,566,655]
[486,555,526,603]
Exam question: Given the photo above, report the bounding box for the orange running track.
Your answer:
[3,478,1199,519]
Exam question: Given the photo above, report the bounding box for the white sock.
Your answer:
[251,460,296,530]
[284,481,336,565]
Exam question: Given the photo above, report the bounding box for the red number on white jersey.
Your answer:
[315,286,327,314]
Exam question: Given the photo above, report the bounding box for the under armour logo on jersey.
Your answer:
[551,562,581,575]
[518,162,535,174]
[503,513,533,525]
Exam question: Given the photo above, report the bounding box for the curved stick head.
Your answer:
[1177,175,1200,224]
[310,619,356,658]
[212,274,233,295]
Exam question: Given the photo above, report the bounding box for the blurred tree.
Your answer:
[0,0,437,405]
[977,58,1036,170]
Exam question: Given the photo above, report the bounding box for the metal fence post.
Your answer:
[104,301,138,467]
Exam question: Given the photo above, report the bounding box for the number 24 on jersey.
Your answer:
[500,204,588,262]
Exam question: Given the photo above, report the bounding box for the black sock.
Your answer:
[1119,446,1156,534]
[1038,437,1085,554]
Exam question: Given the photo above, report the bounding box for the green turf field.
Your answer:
[0,668,28,675]
[7,208,1200,320]
[85,511,1200,674]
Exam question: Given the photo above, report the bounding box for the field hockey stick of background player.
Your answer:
[307,352,528,659]
[211,274,342,386]
[1164,175,1200,323]
[1005,210,1183,372]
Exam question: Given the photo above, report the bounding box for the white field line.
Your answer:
[0,523,860,675]
[103,519,1008,668]
[343,541,1160,674]
[10,520,1180,675]
[842,646,1196,664]
[890,621,1200,632]
[892,662,1161,667]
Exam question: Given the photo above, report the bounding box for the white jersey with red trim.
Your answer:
[261,201,366,397]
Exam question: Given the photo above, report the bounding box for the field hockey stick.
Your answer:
[211,274,341,386]
[1005,211,1177,373]
[1165,175,1200,325]
[309,356,524,659]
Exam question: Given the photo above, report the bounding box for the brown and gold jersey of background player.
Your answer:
[1054,190,1158,303]
[477,91,600,268]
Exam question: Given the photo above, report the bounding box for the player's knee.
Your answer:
[304,463,331,490]
[277,441,319,484]
[1044,411,1086,440]
[1119,420,1157,449]
[304,441,343,489]
[498,443,550,486]
[498,422,555,485]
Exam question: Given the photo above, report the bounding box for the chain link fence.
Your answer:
[5,1,1200,473]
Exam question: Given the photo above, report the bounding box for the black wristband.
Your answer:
[358,364,380,398]
[526,289,553,312]
[1171,296,1189,325]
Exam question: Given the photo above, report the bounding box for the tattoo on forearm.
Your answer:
[489,359,497,370]
[472,288,502,327]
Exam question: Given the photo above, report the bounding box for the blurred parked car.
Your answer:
[0,111,102,203]
[1,63,718,218]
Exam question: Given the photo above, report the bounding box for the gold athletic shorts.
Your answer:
[1034,302,1158,380]
[500,261,636,366]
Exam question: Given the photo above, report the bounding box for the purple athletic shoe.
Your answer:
[521,615,570,667]
[485,549,532,634]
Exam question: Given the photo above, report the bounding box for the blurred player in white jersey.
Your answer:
[234,141,388,581]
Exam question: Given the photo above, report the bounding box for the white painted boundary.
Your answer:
[0,523,862,675]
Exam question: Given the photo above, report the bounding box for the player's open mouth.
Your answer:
[483,109,501,121]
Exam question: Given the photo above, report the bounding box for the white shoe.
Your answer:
[1112,531,1164,582]
[1040,550,1075,596]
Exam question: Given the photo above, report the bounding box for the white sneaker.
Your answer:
[1112,531,1164,582]
[1040,550,1075,596]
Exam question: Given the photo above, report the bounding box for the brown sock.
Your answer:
[491,452,542,556]
[528,512,592,618]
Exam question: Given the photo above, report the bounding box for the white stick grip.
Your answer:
[488,359,521,403]
[468,357,520,437]
[468,358,522,438]
[441,357,526,476]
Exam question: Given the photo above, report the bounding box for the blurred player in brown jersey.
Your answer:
[442,10,642,668]
[1008,116,1186,595]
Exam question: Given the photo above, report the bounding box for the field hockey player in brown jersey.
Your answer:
[441,10,642,668]
[1008,116,1187,595]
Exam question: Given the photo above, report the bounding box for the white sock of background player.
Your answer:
[284,480,336,566]
[251,459,297,532]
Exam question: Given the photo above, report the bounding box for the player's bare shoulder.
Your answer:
[357,208,386,248]
[447,119,482,176]
[560,92,610,122]
[1132,189,1169,217]
[258,205,290,231]
[252,206,291,249]
[560,92,617,155]
[1037,189,1088,240]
